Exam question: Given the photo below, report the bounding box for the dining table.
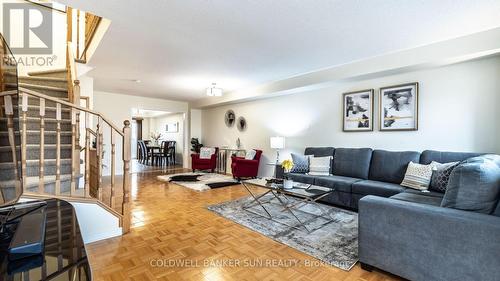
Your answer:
[145,144,161,165]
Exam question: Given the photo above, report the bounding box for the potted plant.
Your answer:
[281,159,294,189]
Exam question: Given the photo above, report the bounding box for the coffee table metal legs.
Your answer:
[241,182,337,233]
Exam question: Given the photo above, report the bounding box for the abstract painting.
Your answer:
[379,82,418,131]
[342,89,374,132]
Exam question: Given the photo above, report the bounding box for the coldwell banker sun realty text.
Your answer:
[2,1,57,67]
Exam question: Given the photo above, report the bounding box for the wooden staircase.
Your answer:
[0,4,131,234]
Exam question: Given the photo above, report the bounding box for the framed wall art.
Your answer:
[342,89,374,132]
[379,82,419,131]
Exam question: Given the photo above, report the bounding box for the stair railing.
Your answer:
[18,87,131,233]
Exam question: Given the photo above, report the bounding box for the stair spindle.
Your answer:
[96,117,103,201]
[70,109,77,195]
[39,98,46,194]
[55,103,61,195]
[110,127,116,209]
[84,112,90,197]
[4,95,20,200]
[73,80,81,176]
[21,93,28,187]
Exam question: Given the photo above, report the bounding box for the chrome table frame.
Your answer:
[241,179,338,233]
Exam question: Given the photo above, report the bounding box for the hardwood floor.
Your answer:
[86,170,401,281]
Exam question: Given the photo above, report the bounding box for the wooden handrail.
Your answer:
[19,87,124,136]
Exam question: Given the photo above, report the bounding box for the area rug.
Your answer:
[157,173,240,191]
[207,194,358,270]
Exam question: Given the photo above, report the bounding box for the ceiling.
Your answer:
[59,0,500,102]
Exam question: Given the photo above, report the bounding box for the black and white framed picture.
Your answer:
[379,82,419,131]
[342,89,374,132]
[166,122,179,133]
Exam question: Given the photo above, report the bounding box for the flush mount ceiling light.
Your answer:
[206,83,223,97]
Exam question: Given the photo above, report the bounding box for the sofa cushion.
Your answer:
[314,175,362,193]
[290,153,309,173]
[390,192,443,206]
[332,148,372,179]
[308,156,332,176]
[401,161,440,190]
[429,161,460,193]
[420,150,482,165]
[352,180,405,197]
[441,155,500,214]
[287,173,316,185]
[305,147,335,174]
[304,147,335,157]
[404,188,445,198]
[493,202,500,217]
[369,150,420,184]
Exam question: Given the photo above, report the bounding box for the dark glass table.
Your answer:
[0,199,91,281]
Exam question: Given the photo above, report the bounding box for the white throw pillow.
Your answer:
[245,149,257,160]
[307,156,332,176]
[401,161,440,190]
[199,147,216,159]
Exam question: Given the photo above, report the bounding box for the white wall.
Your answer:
[93,91,189,174]
[149,113,185,164]
[190,109,202,140]
[70,202,122,244]
[201,56,500,177]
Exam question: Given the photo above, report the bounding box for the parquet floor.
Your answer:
[86,169,401,281]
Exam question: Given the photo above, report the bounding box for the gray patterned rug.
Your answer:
[207,194,358,270]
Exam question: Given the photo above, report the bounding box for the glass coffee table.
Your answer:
[241,178,338,233]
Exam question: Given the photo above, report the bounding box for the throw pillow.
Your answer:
[307,156,332,176]
[290,153,309,173]
[245,149,257,160]
[401,161,439,190]
[429,161,459,193]
[441,155,500,214]
[199,147,215,159]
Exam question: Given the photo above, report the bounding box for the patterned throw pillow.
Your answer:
[290,153,309,173]
[307,156,332,176]
[429,161,459,193]
[401,161,440,190]
[245,149,257,160]
[199,147,215,159]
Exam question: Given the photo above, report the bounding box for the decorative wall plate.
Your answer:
[225,110,236,127]
[237,117,247,131]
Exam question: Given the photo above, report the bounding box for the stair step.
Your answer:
[27,68,67,78]
[18,76,68,88]
[18,83,68,99]
[0,131,72,146]
[0,159,73,180]
[0,117,72,131]
[0,144,73,163]
[0,104,72,121]
[24,174,82,194]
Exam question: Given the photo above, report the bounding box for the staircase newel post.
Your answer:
[122,120,131,234]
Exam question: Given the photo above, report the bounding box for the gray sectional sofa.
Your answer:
[287,147,500,281]
[287,147,481,210]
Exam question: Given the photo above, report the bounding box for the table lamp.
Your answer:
[270,136,285,165]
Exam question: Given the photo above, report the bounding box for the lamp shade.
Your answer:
[270,136,285,149]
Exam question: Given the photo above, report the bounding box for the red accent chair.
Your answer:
[231,149,263,179]
[191,147,218,172]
